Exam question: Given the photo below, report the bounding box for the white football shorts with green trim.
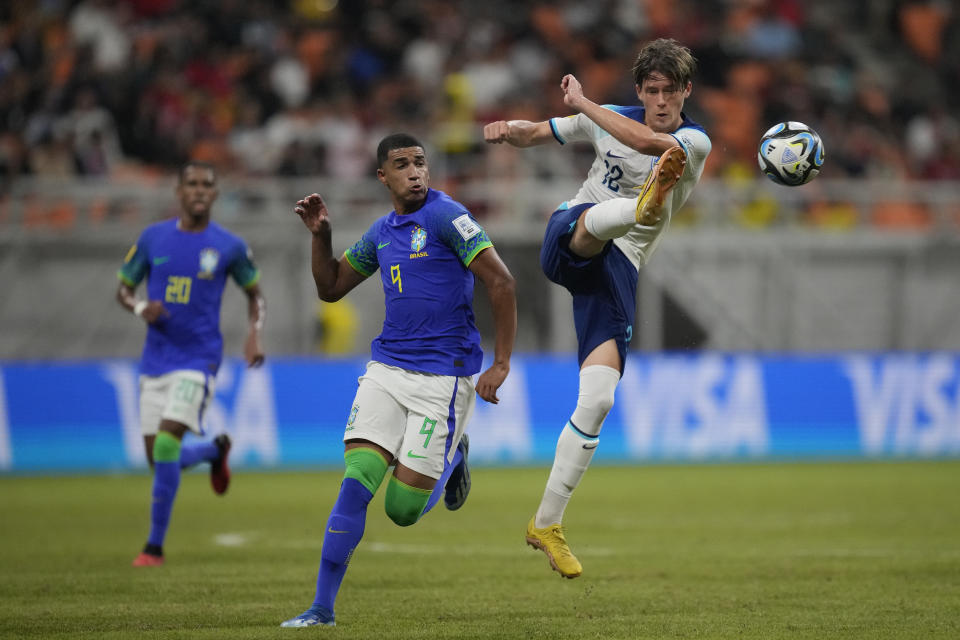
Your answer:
[139,369,215,435]
[345,361,475,479]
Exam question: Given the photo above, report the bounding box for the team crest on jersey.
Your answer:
[346,404,359,430]
[198,248,219,279]
[410,226,428,258]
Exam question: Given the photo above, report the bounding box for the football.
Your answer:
[757,121,825,186]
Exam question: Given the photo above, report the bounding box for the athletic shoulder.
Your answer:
[207,220,247,245]
[367,214,389,235]
[672,116,712,162]
[423,189,469,223]
[423,189,491,264]
[674,115,710,146]
[603,104,646,123]
[424,190,484,237]
[142,217,176,237]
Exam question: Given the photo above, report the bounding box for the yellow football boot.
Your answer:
[635,145,687,225]
[525,517,582,579]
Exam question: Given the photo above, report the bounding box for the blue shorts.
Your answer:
[540,204,639,371]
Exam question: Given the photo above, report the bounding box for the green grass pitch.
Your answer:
[1,461,958,639]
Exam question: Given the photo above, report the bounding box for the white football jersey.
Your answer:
[550,105,711,269]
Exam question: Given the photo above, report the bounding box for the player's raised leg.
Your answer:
[634,145,686,224]
[576,145,687,250]
[527,345,621,578]
[383,471,433,526]
[443,433,471,510]
[209,433,232,495]
[414,373,476,516]
[176,438,219,470]
[175,434,230,496]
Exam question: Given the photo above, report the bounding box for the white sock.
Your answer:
[535,365,620,528]
[535,424,596,528]
[583,198,636,241]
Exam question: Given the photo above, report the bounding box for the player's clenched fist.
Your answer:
[483,121,512,144]
[560,74,585,110]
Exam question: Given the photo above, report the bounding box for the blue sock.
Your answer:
[147,460,181,547]
[178,441,219,469]
[421,445,463,516]
[311,478,372,616]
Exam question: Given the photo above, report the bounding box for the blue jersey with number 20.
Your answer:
[345,189,493,376]
[118,219,260,376]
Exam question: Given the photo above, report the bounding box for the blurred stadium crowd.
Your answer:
[0,0,958,190]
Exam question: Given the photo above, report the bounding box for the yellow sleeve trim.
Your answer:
[241,270,261,289]
[464,241,493,267]
[117,271,137,287]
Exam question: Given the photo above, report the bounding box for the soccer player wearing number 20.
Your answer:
[117,162,266,567]
[484,38,712,578]
[281,133,517,627]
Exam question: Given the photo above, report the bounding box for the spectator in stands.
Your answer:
[0,0,956,191]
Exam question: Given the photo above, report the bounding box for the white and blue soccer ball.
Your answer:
[757,121,825,186]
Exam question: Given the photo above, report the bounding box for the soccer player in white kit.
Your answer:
[484,38,712,578]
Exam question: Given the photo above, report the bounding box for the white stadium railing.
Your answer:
[2,177,959,358]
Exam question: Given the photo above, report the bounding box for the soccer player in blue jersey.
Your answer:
[484,38,712,578]
[280,133,517,628]
[116,161,266,567]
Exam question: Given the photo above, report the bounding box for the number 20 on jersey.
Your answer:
[165,276,192,304]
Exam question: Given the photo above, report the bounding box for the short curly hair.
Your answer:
[376,133,425,167]
[632,38,697,89]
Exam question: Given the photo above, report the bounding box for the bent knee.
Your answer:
[383,476,431,527]
[572,365,620,435]
[584,387,616,416]
[384,503,421,527]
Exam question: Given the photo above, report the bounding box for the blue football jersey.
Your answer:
[344,189,493,376]
[118,219,260,376]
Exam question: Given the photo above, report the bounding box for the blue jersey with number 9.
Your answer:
[345,189,493,376]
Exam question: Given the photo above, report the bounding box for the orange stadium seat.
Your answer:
[23,198,77,230]
[871,201,932,230]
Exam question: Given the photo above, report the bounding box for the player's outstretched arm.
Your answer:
[483,119,554,148]
[116,282,169,324]
[294,193,367,302]
[559,73,679,156]
[468,247,517,404]
[243,283,266,367]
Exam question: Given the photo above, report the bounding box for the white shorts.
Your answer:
[139,369,215,436]
[345,361,476,479]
